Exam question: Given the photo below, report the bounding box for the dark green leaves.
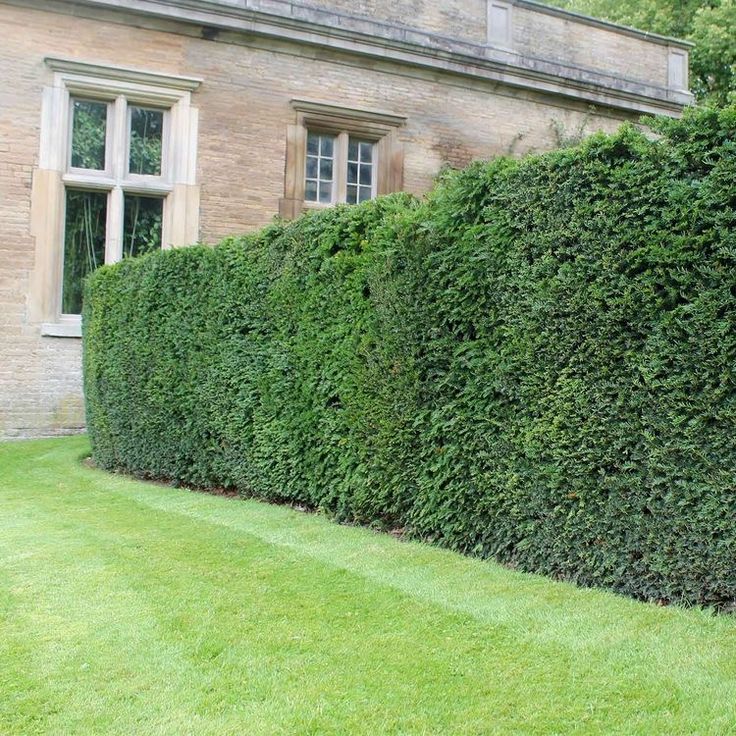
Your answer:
[84,106,736,608]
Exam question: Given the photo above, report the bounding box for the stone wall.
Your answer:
[300,0,686,91]
[0,1,678,437]
[512,4,670,88]
[301,0,488,43]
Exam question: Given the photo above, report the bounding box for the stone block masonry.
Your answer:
[0,0,692,436]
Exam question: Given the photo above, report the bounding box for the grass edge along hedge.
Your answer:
[84,106,736,608]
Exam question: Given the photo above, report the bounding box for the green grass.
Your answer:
[1,437,735,735]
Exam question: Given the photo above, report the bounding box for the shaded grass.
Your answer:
[1,436,735,735]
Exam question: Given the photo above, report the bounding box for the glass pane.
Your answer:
[360,142,373,163]
[358,186,372,203]
[62,189,107,314]
[129,107,163,175]
[123,195,163,258]
[320,136,334,157]
[346,185,358,205]
[347,162,358,184]
[319,181,332,203]
[348,140,359,161]
[306,156,318,179]
[305,132,336,204]
[71,100,107,170]
[319,158,333,180]
[359,165,372,186]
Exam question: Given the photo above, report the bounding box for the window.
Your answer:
[305,133,336,204]
[281,100,406,219]
[61,96,168,314]
[31,59,201,337]
[347,138,375,204]
[304,132,377,206]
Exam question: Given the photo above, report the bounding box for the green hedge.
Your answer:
[84,106,736,607]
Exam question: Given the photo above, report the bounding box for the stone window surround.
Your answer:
[30,58,201,338]
[279,99,406,220]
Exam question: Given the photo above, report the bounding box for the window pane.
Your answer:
[62,189,107,314]
[320,158,333,180]
[320,136,334,157]
[359,142,373,163]
[305,179,318,201]
[306,156,318,179]
[347,162,358,184]
[307,133,320,155]
[359,165,372,186]
[129,107,163,175]
[346,185,358,205]
[123,195,163,258]
[319,181,332,203]
[348,140,359,161]
[71,100,107,170]
[358,186,372,203]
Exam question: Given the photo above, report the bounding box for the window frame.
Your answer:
[281,99,406,220]
[31,59,201,337]
[304,130,339,205]
[66,97,113,177]
[62,95,171,298]
[346,136,378,205]
[303,129,379,208]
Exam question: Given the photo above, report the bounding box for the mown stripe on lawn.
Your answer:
[1,437,735,735]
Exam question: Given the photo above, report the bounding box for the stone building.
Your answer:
[0,0,692,437]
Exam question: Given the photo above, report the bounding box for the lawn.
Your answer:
[1,437,735,735]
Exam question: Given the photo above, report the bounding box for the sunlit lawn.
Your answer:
[1,436,735,735]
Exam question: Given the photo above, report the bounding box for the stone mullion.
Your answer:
[106,96,128,264]
[335,131,349,203]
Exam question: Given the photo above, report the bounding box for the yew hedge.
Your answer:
[84,106,736,607]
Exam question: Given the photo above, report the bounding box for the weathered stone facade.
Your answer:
[0,0,692,437]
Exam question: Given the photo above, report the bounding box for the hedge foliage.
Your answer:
[84,106,736,607]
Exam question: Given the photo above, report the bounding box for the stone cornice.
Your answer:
[11,0,694,115]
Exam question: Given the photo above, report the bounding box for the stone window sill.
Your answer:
[42,320,82,338]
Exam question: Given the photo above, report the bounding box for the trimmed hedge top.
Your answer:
[84,106,736,607]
